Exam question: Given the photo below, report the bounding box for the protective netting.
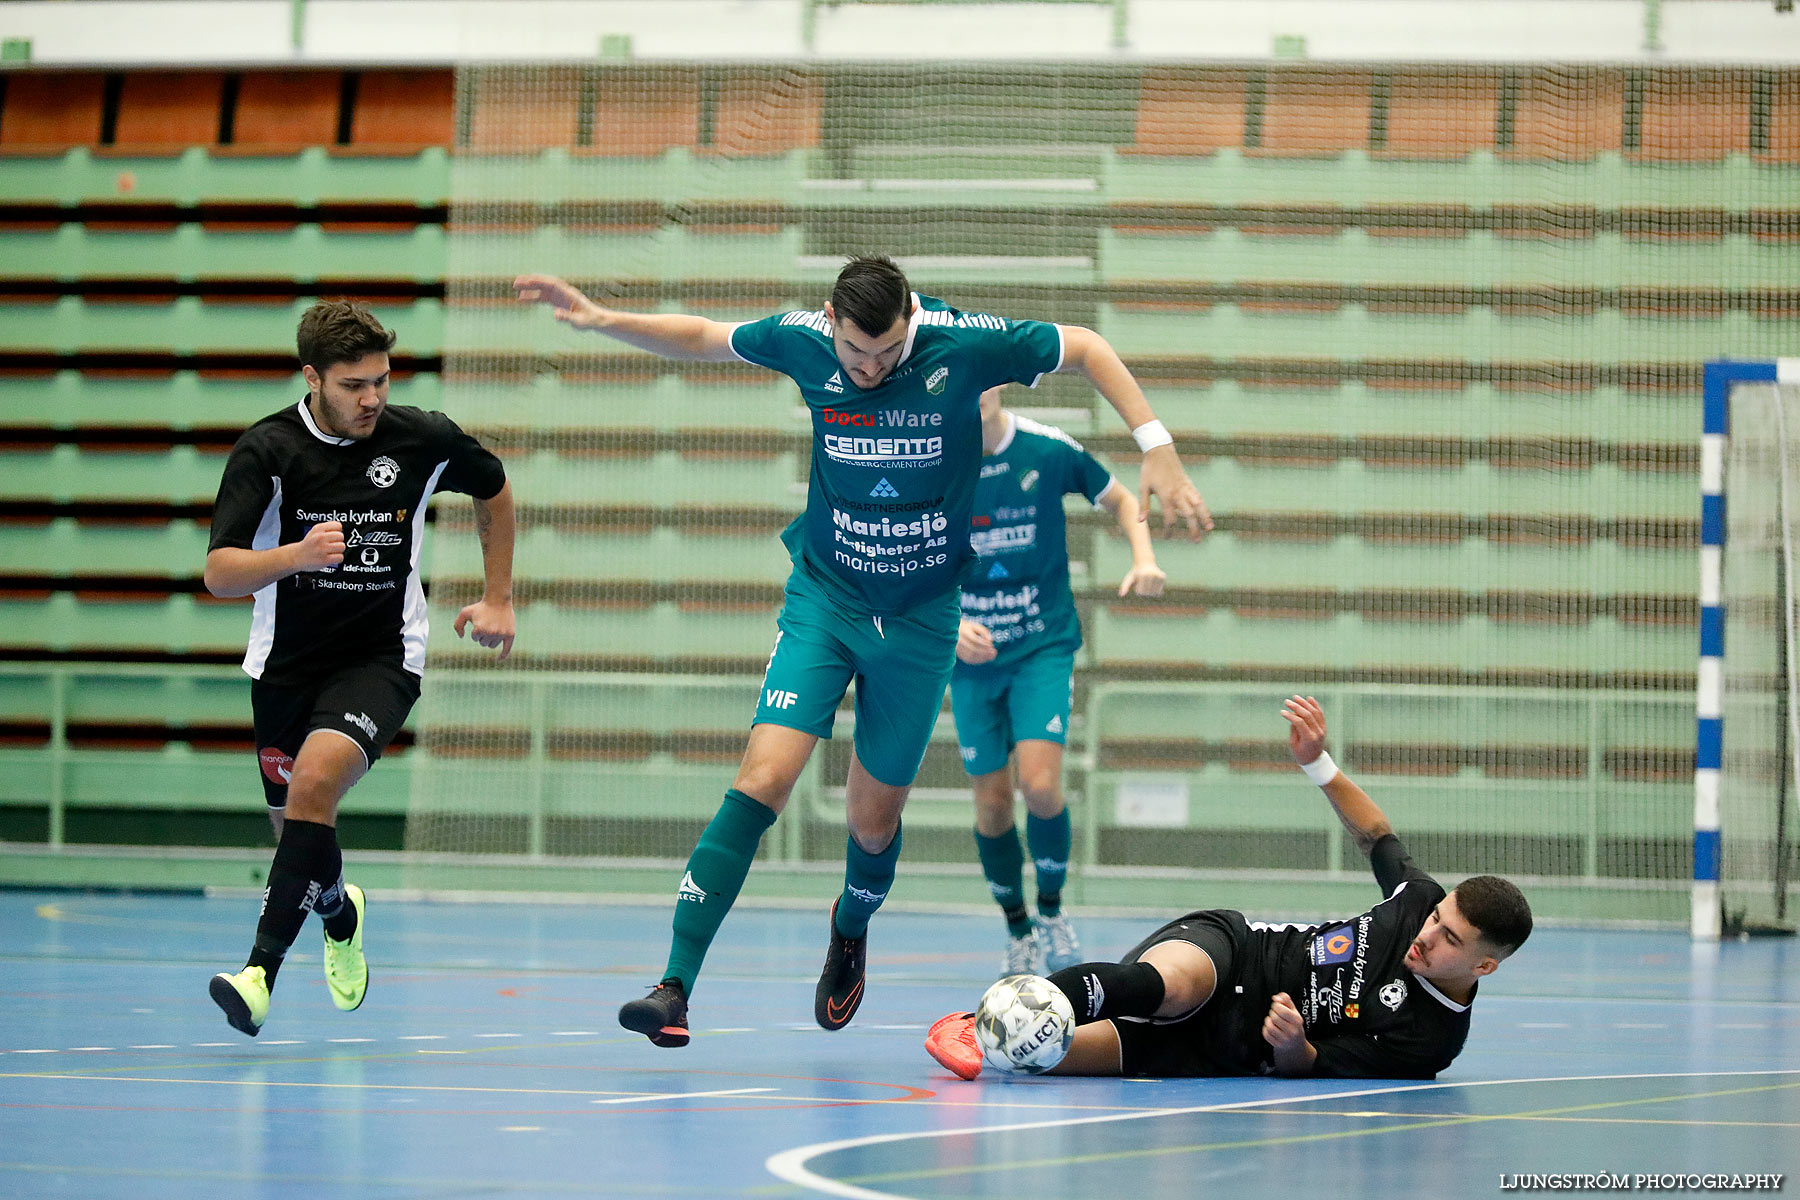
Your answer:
[1721,382,1800,933]
[404,62,1798,923]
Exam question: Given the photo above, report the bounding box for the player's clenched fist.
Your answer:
[1262,991,1307,1054]
[295,521,345,571]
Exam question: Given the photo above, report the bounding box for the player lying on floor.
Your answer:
[925,695,1533,1080]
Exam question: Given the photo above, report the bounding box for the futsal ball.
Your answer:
[973,973,1075,1074]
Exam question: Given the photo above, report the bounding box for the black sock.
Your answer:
[1047,961,1166,1024]
[316,873,356,943]
[245,818,342,988]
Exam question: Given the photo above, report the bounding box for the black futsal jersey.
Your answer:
[208,398,506,685]
[1135,835,1473,1079]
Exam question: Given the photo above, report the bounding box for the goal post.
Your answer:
[1697,358,1800,940]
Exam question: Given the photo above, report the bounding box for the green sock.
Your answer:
[834,822,902,940]
[1026,809,1071,916]
[663,788,777,996]
[975,827,1032,936]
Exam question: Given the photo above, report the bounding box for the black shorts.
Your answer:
[250,659,421,808]
[1112,909,1259,1078]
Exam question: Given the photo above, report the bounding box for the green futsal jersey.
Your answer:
[730,293,1064,615]
[957,414,1114,670]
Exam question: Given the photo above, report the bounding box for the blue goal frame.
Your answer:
[1696,358,1799,939]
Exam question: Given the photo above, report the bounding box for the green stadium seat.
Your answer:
[0,593,248,656]
[0,296,445,355]
[0,517,210,576]
[0,445,224,503]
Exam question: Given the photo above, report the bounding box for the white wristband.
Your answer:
[1301,752,1340,787]
[1132,419,1174,453]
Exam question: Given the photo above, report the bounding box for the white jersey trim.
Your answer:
[296,398,354,446]
[1413,973,1471,1014]
[990,412,1017,457]
[726,320,756,365]
[400,460,451,676]
[896,290,925,368]
[240,476,284,679]
[1031,323,1068,389]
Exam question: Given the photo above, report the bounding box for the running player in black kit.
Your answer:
[927,695,1533,1080]
[204,300,516,1036]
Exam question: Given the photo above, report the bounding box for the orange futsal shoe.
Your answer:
[925,1011,983,1080]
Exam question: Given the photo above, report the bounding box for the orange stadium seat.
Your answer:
[1254,69,1373,156]
[0,71,106,153]
[1509,69,1624,160]
[345,69,454,154]
[1636,71,1751,162]
[228,70,342,155]
[1768,72,1800,164]
[109,71,226,153]
[467,67,583,153]
[1382,69,1499,159]
[709,69,820,156]
[1128,69,1248,155]
[586,67,699,156]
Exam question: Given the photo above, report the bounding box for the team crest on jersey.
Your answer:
[1380,979,1407,1010]
[1019,469,1039,492]
[824,370,845,395]
[987,561,1009,579]
[926,366,949,395]
[870,478,899,498]
[1344,1002,1360,1019]
[366,456,400,488]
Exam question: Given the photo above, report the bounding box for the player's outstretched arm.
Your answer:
[1055,325,1212,541]
[1097,482,1165,598]
[203,521,345,598]
[1282,694,1394,856]
[514,274,741,363]
[454,479,516,661]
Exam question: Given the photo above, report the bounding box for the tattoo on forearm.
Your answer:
[474,500,493,548]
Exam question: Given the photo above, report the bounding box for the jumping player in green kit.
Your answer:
[516,258,1211,1046]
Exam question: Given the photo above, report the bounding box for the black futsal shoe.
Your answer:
[619,978,690,1047]
[814,899,868,1030]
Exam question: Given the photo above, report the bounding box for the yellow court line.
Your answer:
[841,1079,1800,1187]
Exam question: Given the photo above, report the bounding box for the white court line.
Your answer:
[327,1038,375,1044]
[593,1087,776,1106]
[473,1033,522,1039]
[261,1040,304,1046]
[765,1069,1800,1200]
[550,1031,599,1037]
[128,1044,175,1050]
[398,1035,445,1041]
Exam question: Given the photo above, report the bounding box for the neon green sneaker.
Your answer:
[323,883,368,1012]
[209,965,270,1037]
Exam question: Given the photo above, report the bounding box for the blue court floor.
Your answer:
[2,889,1797,1199]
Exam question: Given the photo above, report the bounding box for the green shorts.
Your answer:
[753,566,960,788]
[948,646,1076,777]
